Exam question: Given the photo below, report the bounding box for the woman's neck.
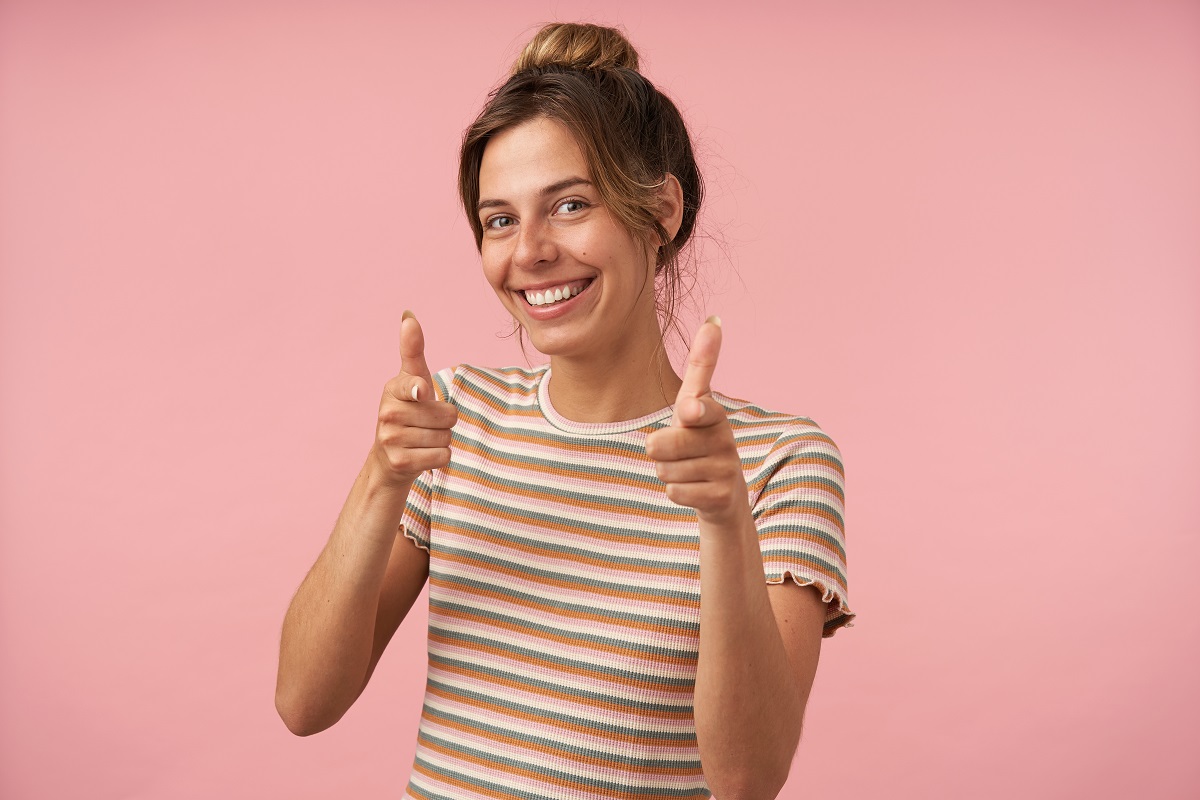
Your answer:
[546,342,683,424]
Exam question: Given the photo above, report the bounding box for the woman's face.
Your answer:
[476,117,660,361]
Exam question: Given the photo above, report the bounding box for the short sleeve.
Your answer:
[399,366,457,553]
[751,421,854,637]
[400,469,434,552]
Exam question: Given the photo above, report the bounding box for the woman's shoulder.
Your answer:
[713,390,817,431]
[714,390,840,453]
[435,363,549,404]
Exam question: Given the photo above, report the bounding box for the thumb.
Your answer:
[400,310,436,401]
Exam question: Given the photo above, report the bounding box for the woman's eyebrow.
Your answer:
[477,177,592,212]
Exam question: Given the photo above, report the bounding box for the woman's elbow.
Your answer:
[275,686,339,737]
[704,732,799,800]
[706,760,793,800]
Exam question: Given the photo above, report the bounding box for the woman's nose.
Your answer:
[512,217,557,270]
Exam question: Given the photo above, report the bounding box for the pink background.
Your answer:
[2,1,1197,797]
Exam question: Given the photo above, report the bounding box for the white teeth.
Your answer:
[522,282,583,306]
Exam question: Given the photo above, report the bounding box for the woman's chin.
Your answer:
[524,333,577,360]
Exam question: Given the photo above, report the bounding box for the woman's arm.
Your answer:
[275,462,428,736]
[646,318,826,799]
[692,511,825,799]
[275,313,455,736]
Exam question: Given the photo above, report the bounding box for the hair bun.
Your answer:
[511,23,640,75]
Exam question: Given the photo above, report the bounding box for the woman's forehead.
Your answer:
[479,118,591,196]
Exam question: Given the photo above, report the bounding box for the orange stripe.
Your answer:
[421,708,701,776]
[449,433,660,494]
[431,605,696,669]
[411,759,524,800]
[416,732,702,800]
[428,628,695,696]
[424,682,697,748]
[429,574,699,640]
[439,467,693,531]
[755,492,843,529]
[434,548,700,604]
[435,514,697,577]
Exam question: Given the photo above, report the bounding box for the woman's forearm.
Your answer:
[274,457,418,736]
[693,508,804,800]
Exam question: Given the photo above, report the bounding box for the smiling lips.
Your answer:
[519,278,594,306]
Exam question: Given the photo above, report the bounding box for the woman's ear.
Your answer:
[656,173,685,244]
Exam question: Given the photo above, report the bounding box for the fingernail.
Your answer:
[411,385,419,401]
[402,309,415,321]
[706,315,722,327]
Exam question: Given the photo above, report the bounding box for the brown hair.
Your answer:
[458,23,704,348]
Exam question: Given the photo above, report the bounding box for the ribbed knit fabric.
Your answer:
[400,364,852,800]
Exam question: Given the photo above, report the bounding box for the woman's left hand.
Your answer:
[645,317,749,528]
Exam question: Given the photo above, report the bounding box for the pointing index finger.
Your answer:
[400,310,436,401]
[672,316,722,425]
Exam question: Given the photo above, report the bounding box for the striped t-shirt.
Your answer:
[400,364,852,800]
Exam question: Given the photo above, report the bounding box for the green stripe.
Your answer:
[760,473,846,503]
[429,629,696,688]
[429,652,696,714]
[453,401,661,470]
[429,544,700,603]
[432,371,453,401]
[410,755,561,800]
[757,495,846,530]
[757,547,848,585]
[768,441,843,470]
[431,503,701,572]
[425,676,697,741]
[430,599,698,661]
[410,753,711,800]
[422,704,703,771]
[433,572,700,635]
[459,364,541,393]
[724,401,811,422]
[757,518,848,561]
[441,466,697,528]
[417,730,708,797]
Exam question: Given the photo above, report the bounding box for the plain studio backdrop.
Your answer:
[1,1,1197,798]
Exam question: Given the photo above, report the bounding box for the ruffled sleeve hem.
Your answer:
[766,569,855,638]
[400,523,430,553]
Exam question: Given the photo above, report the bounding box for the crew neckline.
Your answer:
[536,366,676,435]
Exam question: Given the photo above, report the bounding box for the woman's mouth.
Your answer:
[519,278,594,307]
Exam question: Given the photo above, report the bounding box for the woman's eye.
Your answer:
[555,199,587,215]
[486,215,515,230]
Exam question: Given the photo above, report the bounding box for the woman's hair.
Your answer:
[458,22,704,348]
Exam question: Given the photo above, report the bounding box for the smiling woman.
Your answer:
[474,117,677,386]
[275,21,853,800]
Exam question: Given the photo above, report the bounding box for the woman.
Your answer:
[276,22,852,800]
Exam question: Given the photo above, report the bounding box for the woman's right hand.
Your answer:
[370,311,458,489]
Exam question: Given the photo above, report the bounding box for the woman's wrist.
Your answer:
[696,499,757,542]
[342,455,414,544]
[361,441,419,495]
